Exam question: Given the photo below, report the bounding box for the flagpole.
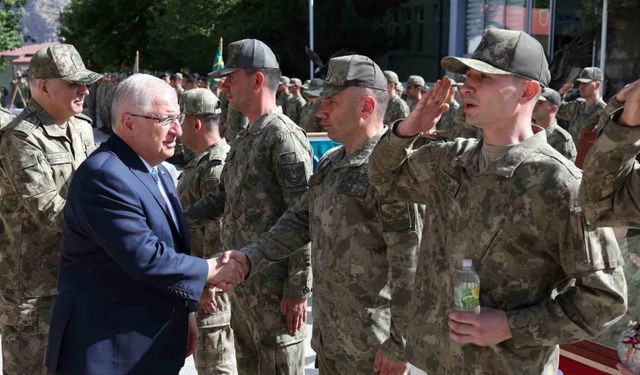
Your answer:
[308,0,314,79]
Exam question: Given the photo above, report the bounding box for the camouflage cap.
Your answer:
[289,78,302,87]
[279,76,290,85]
[320,54,387,96]
[29,44,102,85]
[407,75,425,87]
[441,29,550,85]
[383,70,400,84]
[303,78,323,97]
[575,67,602,83]
[537,87,561,106]
[213,39,279,77]
[180,88,220,116]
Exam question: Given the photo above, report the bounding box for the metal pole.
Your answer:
[548,0,556,56]
[309,0,314,79]
[448,0,459,56]
[526,0,533,34]
[599,0,607,95]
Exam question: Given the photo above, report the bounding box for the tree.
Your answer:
[59,0,407,75]
[0,0,28,67]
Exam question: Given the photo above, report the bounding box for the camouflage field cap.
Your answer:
[575,67,602,83]
[441,29,550,85]
[289,78,302,87]
[212,39,279,77]
[303,78,323,97]
[320,54,387,96]
[180,88,220,116]
[537,87,561,106]
[279,76,290,85]
[407,75,425,87]
[383,70,400,85]
[29,44,102,85]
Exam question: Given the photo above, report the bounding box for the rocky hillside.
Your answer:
[21,0,70,43]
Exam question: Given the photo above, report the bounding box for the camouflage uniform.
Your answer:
[442,105,482,140]
[383,95,410,125]
[177,139,236,375]
[225,107,249,142]
[186,107,312,375]
[299,100,322,133]
[277,92,293,110]
[436,100,460,132]
[0,100,95,375]
[97,80,116,130]
[0,107,13,128]
[242,127,422,374]
[284,95,306,125]
[542,121,577,162]
[557,97,606,146]
[368,128,627,375]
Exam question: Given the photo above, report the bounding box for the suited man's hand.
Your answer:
[206,250,250,291]
[198,287,218,315]
[186,313,198,358]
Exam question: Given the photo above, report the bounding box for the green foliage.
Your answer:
[0,0,28,68]
[60,0,406,76]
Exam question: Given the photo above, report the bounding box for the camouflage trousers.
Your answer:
[0,294,55,375]
[316,347,384,375]
[194,323,237,375]
[231,298,304,375]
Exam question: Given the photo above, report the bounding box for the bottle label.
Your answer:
[454,286,480,311]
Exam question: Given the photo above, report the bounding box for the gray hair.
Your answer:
[111,73,174,131]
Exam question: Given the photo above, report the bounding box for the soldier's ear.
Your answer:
[361,95,376,119]
[254,71,265,91]
[522,81,541,102]
[194,118,203,131]
[37,79,48,94]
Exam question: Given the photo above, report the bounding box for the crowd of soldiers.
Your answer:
[0,28,638,375]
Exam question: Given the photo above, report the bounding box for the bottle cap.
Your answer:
[462,259,473,267]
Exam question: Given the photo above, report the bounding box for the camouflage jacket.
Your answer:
[435,100,460,132]
[300,100,322,133]
[558,97,606,145]
[224,107,249,143]
[442,105,483,140]
[384,95,410,125]
[243,128,422,372]
[284,95,306,125]
[185,107,313,345]
[0,107,13,128]
[369,128,627,375]
[177,139,231,328]
[579,106,640,227]
[0,100,95,299]
[277,92,293,110]
[543,121,577,162]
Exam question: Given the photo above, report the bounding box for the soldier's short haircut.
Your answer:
[362,87,389,120]
[245,68,281,92]
[200,113,221,131]
[111,74,173,131]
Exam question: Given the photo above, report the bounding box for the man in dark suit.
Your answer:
[45,74,246,375]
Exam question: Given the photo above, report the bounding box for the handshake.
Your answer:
[200,250,249,314]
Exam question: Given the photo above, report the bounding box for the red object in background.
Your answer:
[560,355,610,375]
[560,341,620,375]
[575,131,598,169]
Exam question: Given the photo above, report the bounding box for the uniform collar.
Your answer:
[334,127,387,169]
[185,138,229,168]
[245,106,282,136]
[452,130,547,178]
[26,100,69,138]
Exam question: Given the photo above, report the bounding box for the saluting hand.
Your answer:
[395,76,452,137]
[618,79,640,127]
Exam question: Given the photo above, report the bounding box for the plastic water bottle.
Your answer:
[453,259,480,314]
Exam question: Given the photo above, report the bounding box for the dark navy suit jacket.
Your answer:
[46,135,209,375]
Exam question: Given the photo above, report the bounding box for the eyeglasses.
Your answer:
[128,113,185,127]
